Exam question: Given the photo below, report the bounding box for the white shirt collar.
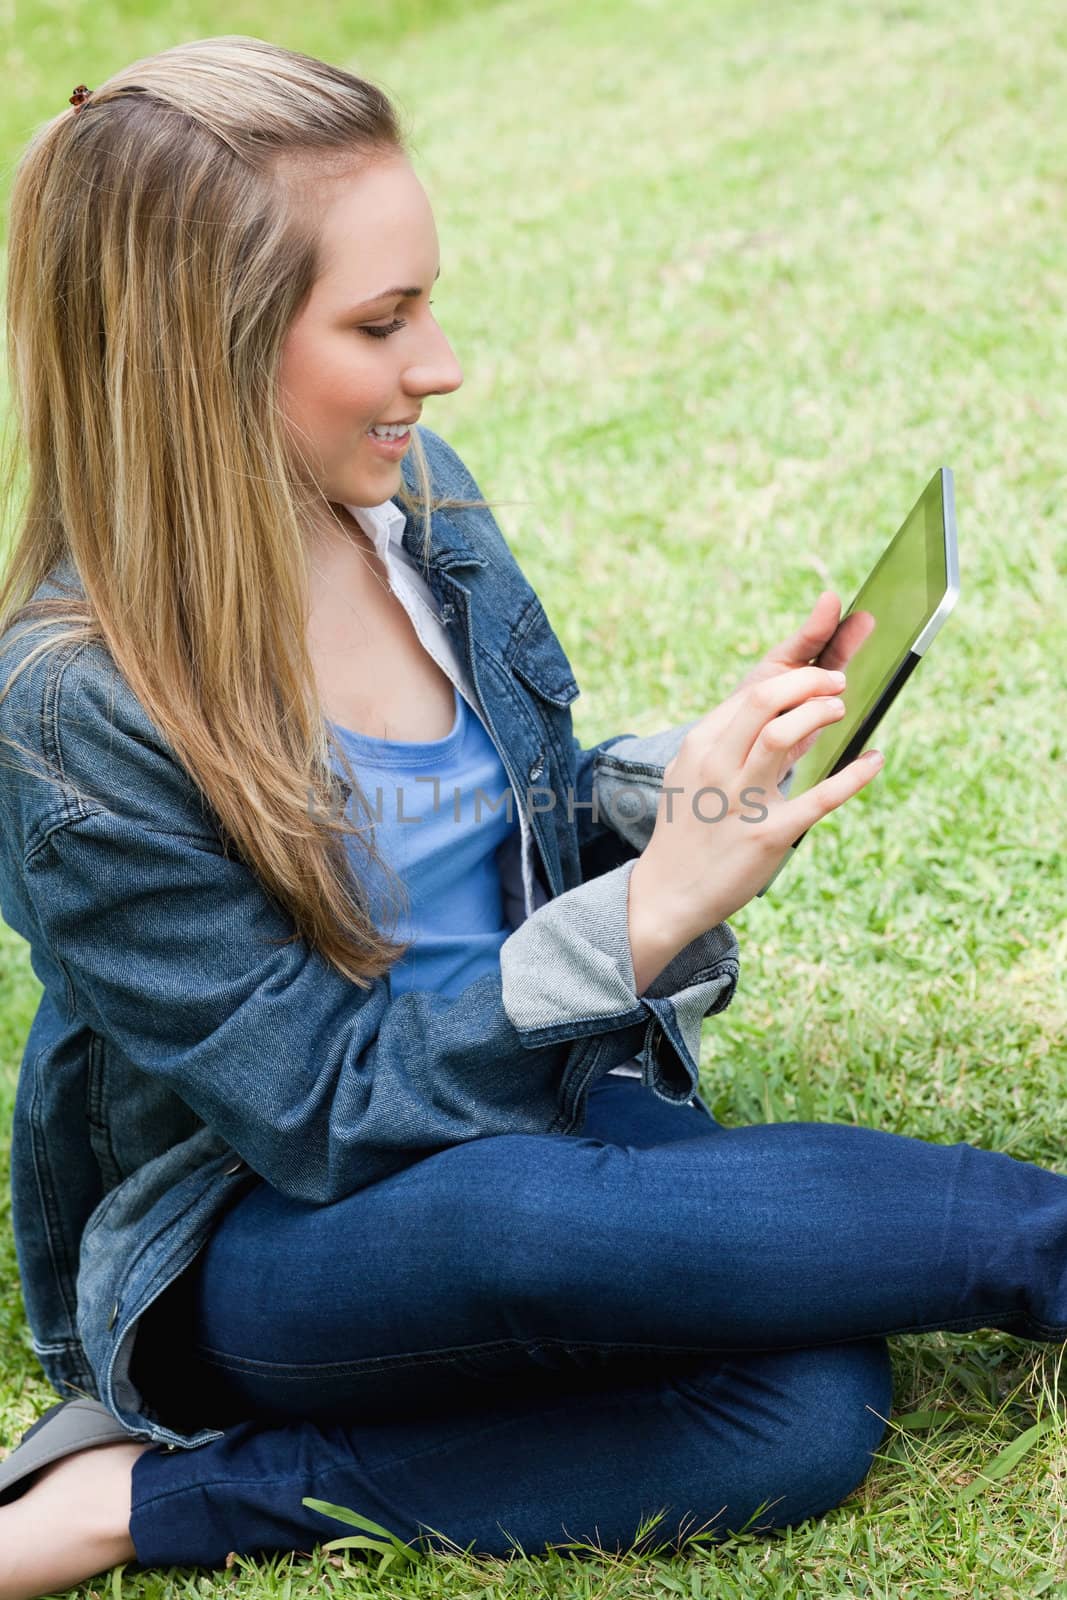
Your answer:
[343,498,407,564]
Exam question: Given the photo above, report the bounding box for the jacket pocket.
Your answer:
[506,597,580,708]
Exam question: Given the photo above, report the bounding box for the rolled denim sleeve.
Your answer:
[500,856,738,1106]
[586,720,701,855]
[570,729,638,854]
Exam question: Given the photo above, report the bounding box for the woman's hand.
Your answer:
[626,594,882,963]
[728,591,876,770]
[651,593,876,780]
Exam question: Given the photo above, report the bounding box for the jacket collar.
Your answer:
[47,553,82,595]
[343,495,408,565]
[390,445,487,572]
[390,495,487,573]
[344,493,486,573]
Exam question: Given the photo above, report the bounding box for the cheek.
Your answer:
[279,331,383,435]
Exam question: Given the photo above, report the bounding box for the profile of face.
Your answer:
[278,153,463,513]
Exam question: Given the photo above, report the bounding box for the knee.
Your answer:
[773,1339,893,1522]
[671,1338,893,1541]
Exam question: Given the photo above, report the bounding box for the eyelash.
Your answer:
[360,301,436,340]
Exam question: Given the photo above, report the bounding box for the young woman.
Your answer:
[1,35,1065,1599]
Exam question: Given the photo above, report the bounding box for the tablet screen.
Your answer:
[784,468,953,800]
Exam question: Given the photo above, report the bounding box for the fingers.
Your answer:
[753,693,846,779]
[790,749,884,838]
[780,720,833,769]
[724,664,845,771]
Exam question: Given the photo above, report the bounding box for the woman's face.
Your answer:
[278,153,463,513]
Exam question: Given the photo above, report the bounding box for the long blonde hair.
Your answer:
[0,35,495,987]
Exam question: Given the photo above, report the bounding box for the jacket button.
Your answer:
[107,1301,119,1331]
[528,755,545,782]
[439,602,455,624]
[223,1158,245,1175]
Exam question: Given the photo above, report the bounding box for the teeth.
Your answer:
[369,423,410,440]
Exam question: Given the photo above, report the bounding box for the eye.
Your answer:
[360,318,406,340]
[359,301,436,341]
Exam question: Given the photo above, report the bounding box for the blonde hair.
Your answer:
[0,35,495,987]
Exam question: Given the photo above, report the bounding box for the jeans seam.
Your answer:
[177,1307,1059,1383]
[181,1335,746,1380]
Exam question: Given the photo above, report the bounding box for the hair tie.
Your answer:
[69,85,93,111]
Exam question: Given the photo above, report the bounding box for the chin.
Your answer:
[329,472,397,508]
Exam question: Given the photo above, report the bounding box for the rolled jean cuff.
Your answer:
[639,962,738,1103]
[499,859,740,1103]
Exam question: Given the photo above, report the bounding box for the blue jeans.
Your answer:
[127,1075,1067,1569]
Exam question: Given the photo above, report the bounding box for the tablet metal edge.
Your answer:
[912,466,960,656]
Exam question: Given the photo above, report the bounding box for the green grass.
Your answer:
[2,0,1067,1594]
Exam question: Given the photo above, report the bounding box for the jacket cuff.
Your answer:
[637,903,739,1103]
[499,857,739,1107]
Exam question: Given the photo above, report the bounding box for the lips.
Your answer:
[366,427,413,457]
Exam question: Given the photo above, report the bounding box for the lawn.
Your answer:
[1,0,1066,1594]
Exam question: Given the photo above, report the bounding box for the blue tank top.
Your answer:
[328,685,520,998]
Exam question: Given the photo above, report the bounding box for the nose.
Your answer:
[404,324,464,402]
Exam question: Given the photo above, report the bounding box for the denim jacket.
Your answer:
[0,427,743,1451]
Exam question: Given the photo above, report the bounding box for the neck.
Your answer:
[306,503,386,601]
[304,501,363,553]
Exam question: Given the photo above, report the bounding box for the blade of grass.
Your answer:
[954,1416,1059,1505]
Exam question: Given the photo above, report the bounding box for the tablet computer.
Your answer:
[756,465,959,896]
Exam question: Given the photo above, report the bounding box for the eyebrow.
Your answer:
[345,263,441,315]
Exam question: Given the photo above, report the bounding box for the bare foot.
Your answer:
[0,1437,153,1600]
